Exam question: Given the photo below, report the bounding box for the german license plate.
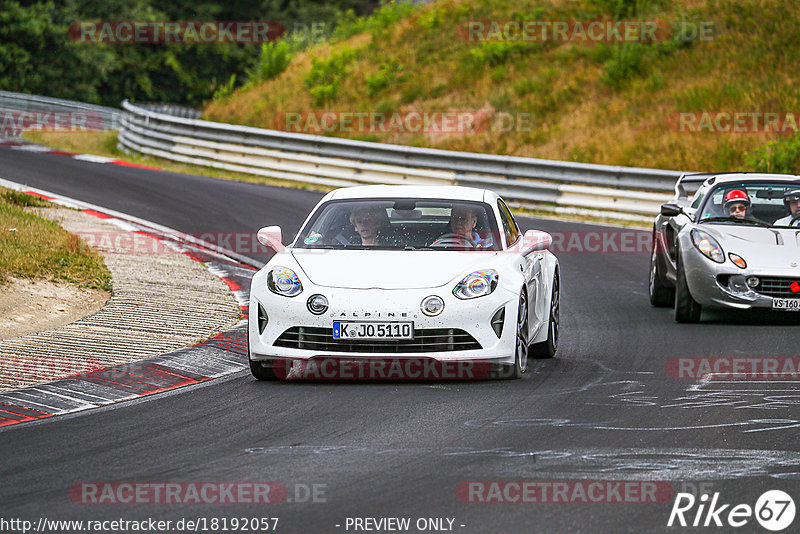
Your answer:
[333,321,413,340]
[772,298,800,311]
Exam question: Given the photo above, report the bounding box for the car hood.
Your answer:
[290,249,498,289]
[703,224,800,264]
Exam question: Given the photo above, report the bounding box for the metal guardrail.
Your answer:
[134,103,201,120]
[119,100,682,221]
[0,91,121,131]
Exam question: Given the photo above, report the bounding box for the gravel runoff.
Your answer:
[0,208,242,392]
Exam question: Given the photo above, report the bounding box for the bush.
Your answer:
[401,85,423,104]
[246,41,292,84]
[585,0,666,18]
[365,61,403,96]
[309,84,338,106]
[305,47,360,104]
[469,41,537,67]
[601,43,647,89]
[746,135,800,174]
[513,78,536,96]
[212,73,237,100]
[332,1,418,41]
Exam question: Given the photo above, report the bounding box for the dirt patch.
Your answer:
[0,277,109,340]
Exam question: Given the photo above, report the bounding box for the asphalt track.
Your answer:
[0,147,799,533]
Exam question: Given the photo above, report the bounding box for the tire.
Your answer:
[649,230,675,307]
[530,272,559,359]
[249,358,278,380]
[248,327,277,380]
[674,253,702,323]
[500,292,529,379]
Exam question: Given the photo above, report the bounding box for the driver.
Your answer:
[723,189,750,219]
[775,189,800,227]
[349,206,395,246]
[446,205,493,248]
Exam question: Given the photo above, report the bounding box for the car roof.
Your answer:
[324,185,492,202]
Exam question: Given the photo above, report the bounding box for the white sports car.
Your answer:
[248,185,559,380]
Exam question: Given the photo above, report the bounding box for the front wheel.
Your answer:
[531,272,559,359]
[649,230,675,307]
[500,292,529,379]
[250,358,278,380]
[674,254,701,323]
[248,327,277,380]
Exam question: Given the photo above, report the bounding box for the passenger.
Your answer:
[349,206,395,246]
[774,189,800,227]
[723,189,750,220]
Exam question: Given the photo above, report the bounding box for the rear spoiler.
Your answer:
[674,173,711,199]
[674,172,744,199]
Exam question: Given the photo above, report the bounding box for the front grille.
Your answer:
[274,327,482,353]
[755,277,800,298]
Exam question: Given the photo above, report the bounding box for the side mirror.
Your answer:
[257,225,284,252]
[660,203,683,217]
[519,229,552,253]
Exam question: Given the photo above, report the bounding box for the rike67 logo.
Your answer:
[668,490,795,531]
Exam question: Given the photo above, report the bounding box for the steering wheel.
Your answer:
[430,233,477,249]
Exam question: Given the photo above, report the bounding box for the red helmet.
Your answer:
[724,189,750,211]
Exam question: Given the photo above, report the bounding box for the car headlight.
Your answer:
[691,230,725,263]
[267,266,303,297]
[453,269,498,300]
[728,253,747,269]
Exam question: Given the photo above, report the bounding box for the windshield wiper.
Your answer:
[700,217,771,227]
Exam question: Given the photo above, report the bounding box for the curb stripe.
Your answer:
[0,181,257,430]
[82,208,113,219]
[0,139,163,171]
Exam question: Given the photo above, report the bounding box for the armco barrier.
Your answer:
[118,100,682,220]
[0,90,121,131]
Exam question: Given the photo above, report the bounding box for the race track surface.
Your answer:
[1,147,798,533]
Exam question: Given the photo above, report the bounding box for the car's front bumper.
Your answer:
[682,246,800,310]
[248,269,521,367]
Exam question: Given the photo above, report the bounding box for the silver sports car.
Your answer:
[649,172,800,322]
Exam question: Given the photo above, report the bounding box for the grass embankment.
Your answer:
[0,188,111,290]
[202,0,800,174]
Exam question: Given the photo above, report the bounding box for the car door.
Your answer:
[497,199,543,337]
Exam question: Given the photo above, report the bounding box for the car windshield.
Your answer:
[294,198,501,250]
[697,182,800,227]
